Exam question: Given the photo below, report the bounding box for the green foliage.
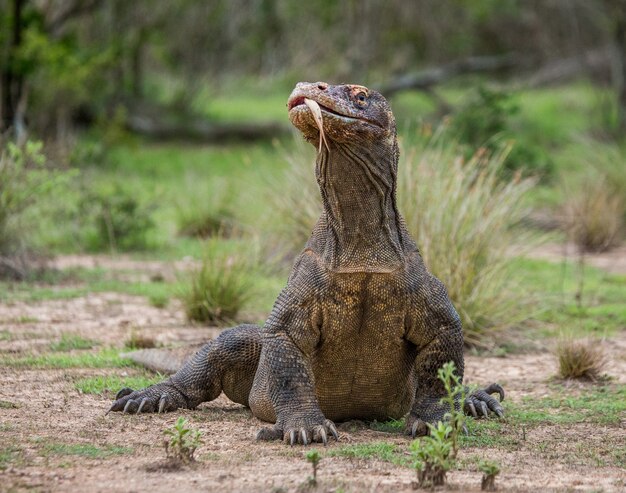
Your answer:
[305,450,321,486]
[79,182,156,252]
[436,361,465,458]
[149,294,169,308]
[479,460,500,491]
[180,238,255,324]
[49,333,97,352]
[163,417,202,464]
[409,361,466,488]
[399,130,536,346]
[75,374,163,395]
[556,336,607,381]
[450,86,553,179]
[327,442,405,465]
[410,421,453,488]
[43,443,131,459]
[0,348,133,369]
[0,140,69,271]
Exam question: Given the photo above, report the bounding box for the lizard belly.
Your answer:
[313,272,416,421]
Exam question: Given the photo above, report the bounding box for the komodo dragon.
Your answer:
[109,81,505,445]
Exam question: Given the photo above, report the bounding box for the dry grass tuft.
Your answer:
[179,237,255,325]
[563,171,624,253]
[398,128,537,346]
[555,337,607,381]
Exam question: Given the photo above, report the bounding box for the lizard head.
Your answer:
[287,81,396,150]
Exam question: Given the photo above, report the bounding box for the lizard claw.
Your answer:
[465,383,505,419]
[290,429,297,447]
[108,381,187,415]
[115,387,134,400]
[300,428,309,446]
[280,419,339,446]
[327,420,339,441]
[158,394,167,414]
[409,417,429,438]
[123,399,137,414]
[136,398,149,414]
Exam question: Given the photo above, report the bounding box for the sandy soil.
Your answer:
[1,254,625,492]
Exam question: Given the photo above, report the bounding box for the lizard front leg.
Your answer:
[254,256,338,446]
[406,273,504,436]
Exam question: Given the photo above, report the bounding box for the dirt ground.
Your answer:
[1,251,625,492]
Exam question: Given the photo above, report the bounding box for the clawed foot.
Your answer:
[107,382,189,415]
[464,383,505,419]
[256,419,339,446]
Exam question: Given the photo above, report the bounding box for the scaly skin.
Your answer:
[109,82,505,445]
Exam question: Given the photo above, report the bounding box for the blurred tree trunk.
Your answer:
[606,0,626,132]
[615,3,626,131]
[1,0,26,134]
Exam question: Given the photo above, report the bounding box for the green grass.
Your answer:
[49,333,97,352]
[0,446,21,470]
[511,257,626,338]
[0,348,134,369]
[327,442,408,466]
[74,374,164,395]
[42,443,132,459]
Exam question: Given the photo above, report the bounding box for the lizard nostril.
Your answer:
[317,82,328,91]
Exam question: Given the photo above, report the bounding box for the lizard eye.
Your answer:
[355,92,368,108]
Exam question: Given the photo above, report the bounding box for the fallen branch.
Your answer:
[379,54,522,97]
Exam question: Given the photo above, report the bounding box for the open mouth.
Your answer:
[288,96,353,119]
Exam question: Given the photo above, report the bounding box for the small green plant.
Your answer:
[180,238,254,324]
[437,361,466,458]
[411,421,453,488]
[479,460,501,491]
[556,336,607,381]
[149,294,169,309]
[305,450,321,486]
[163,417,202,464]
[409,361,465,488]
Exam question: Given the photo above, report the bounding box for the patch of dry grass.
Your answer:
[179,237,255,325]
[398,128,537,345]
[555,336,607,381]
[563,171,624,253]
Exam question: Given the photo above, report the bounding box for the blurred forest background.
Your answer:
[1,0,625,347]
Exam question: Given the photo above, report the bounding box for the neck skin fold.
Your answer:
[313,140,405,272]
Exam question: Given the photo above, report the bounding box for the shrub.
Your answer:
[79,182,155,252]
[449,86,553,179]
[556,336,607,381]
[399,130,536,346]
[563,170,624,253]
[0,140,68,278]
[179,237,255,324]
[163,417,202,464]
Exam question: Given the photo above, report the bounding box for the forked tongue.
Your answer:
[304,98,330,153]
